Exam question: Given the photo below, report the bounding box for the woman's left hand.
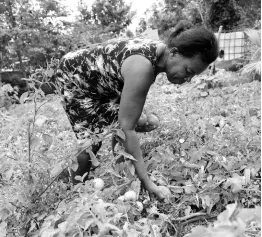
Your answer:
[142,180,166,200]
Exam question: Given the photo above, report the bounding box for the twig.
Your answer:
[181,215,217,226]
[196,0,205,25]
[37,168,66,199]
[28,123,31,163]
[181,161,202,169]
[110,173,118,187]
[173,212,207,222]
[54,189,73,211]
[29,99,49,141]
[28,98,48,163]
[166,219,177,235]
[9,201,22,209]
[174,215,218,237]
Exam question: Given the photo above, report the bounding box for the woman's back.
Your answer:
[57,38,160,98]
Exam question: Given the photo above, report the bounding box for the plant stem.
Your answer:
[37,169,65,199]
[28,123,31,163]
[173,212,207,221]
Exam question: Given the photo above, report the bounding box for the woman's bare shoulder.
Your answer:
[121,55,155,83]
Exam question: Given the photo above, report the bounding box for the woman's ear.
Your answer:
[156,43,167,58]
[169,47,178,56]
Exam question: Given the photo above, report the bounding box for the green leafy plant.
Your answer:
[241,29,261,79]
[0,84,19,109]
[0,60,261,237]
[186,203,261,237]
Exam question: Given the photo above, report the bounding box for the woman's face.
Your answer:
[165,50,209,84]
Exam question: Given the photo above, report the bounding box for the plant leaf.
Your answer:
[184,225,208,237]
[217,203,237,223]
[127,162,135,176]
[0,208,11,221]
[200,91,208,97]
[118,150,136,161]
[237,208,256,224]
[131,179,141,198]
[87,150,100,167]
[19,92,29,104]
[0,222,7,237]
[45,68,55,77]
[74,175,82,182]
[245,29,261,47]
[184,183,197,194]
[116,129,126,141]
[35,116,48,127]
[227,174,243,193]
[42,134,53,145]
[30,136,41,150]
[5,168,14,182]
[169,186,184,193]
[71,160,78,172]
[50,163,63,178]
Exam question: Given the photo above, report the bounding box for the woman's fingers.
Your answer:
[143,181,165,200]
[135,124,156,133]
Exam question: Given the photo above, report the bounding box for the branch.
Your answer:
[173,212,207,222]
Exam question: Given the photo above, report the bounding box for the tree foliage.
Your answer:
[0,0,135,73]
[208,0,241,31]
[0,0,260,75]
[91,0,135,35]
[235,0,261,29]
[145,0,260,40]
[0,0,72,73]
[146,0,202,39]
[136,18,147,34]
[68,0,135,50]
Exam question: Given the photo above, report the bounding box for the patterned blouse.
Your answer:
[56,38,160,140]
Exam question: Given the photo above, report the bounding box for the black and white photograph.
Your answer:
[0,0,261,236]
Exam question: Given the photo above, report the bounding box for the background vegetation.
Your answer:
[0,0,260,75]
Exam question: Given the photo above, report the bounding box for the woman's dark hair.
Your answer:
[167,20,219,64]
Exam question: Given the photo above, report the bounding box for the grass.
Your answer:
[0,70,260,236]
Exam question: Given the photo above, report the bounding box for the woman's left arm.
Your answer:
[118,55,165,199]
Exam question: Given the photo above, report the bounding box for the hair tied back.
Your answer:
[171,20,193,38]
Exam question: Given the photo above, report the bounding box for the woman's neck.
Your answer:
[156,43,168,74]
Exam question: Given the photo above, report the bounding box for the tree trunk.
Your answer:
[16,50,25,77]
[202,0,213,28]
[196,1,205,26]
[7,0,26,76]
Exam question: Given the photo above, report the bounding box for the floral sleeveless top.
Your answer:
[56,38,160,139]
